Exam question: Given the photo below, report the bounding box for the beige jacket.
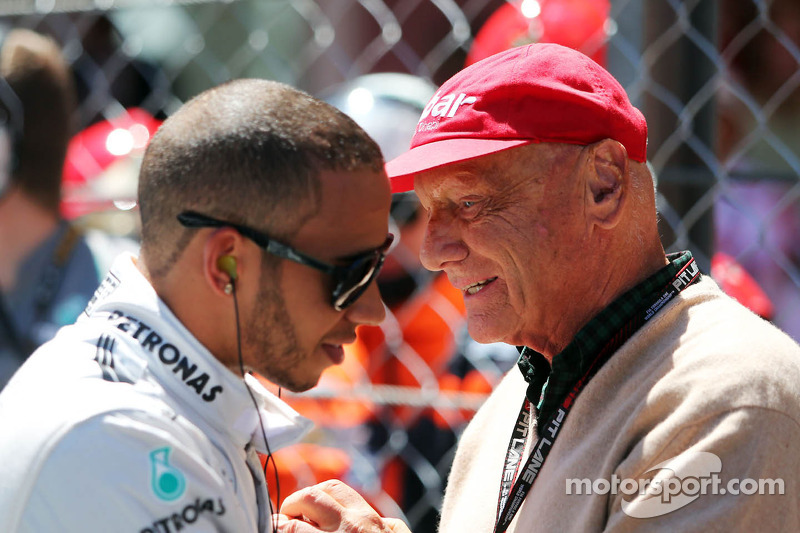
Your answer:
[440,277,800,532]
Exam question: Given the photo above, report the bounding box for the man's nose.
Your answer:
[419,210,468,272]
[344,280,386,326]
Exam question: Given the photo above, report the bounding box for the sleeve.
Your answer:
[16,410,234,533]
[604,406,800,532]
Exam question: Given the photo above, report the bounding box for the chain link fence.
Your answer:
[2,0,799,531]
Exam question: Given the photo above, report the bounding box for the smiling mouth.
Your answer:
[464,277,497,295]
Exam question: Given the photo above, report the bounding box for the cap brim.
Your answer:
[386,138,533,192]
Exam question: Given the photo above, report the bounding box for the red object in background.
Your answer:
[261,444,352,511]
[61,108,161,219]
[711,252,775,320]
[465,0,611,68]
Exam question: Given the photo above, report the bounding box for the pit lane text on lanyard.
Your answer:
[494,257,700,533]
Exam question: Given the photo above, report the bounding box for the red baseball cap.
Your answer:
[386,43,648,193]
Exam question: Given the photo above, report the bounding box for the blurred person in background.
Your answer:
[0,27,137,390]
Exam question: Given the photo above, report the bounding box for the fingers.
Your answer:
[273,513,323,533]
[312,479,378,510]
[383,517,413,533]
[278,480,411,533]
[280,482,347,530]
[275,515,411,533]
[280,479,376,518]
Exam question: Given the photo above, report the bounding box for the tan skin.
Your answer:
[138,166,392,393]
[274,139,668,532]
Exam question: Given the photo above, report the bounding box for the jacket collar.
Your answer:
[80,253,312,452]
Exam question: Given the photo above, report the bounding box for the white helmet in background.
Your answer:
[322,73,438,304]
[321,73,436,161]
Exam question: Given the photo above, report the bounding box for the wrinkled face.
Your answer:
[414,143,589,348]
[246,166,392,392]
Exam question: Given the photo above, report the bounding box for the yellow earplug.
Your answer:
[217,255,238,281]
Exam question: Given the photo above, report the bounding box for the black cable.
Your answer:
[231,281,281,533]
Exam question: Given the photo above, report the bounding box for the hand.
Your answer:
[275,479,411,533]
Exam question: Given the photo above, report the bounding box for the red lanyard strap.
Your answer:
[494,257,700,533]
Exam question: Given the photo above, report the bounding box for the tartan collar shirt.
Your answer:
[517,251,698,435]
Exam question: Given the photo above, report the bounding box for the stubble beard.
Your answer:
[242,273,313,392]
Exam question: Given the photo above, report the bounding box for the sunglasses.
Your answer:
[177,211,393,311]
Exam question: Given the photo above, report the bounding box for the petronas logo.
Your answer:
[150,447,186,501]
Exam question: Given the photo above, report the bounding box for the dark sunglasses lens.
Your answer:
[332,254,385,311]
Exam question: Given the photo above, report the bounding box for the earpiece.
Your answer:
[219,249,280,531]
[217,255,238,281]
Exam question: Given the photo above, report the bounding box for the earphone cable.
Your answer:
[232,282,281,533]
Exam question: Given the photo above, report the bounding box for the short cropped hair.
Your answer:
[138,78,384,278]
[0,29,75,213]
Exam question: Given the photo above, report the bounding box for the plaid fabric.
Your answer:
[517,251,698,436]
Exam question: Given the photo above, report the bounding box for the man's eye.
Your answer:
[460,199,482,218]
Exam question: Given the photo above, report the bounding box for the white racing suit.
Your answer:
[0,254,312,532]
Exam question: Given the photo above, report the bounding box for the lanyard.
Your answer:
[494,257,700,533]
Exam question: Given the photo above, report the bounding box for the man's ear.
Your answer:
[202,228,243,296]
[585,139,629,230]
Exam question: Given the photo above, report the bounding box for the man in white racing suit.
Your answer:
[0,78,392,532]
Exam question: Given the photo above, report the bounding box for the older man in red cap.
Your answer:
[277,43,800,533]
